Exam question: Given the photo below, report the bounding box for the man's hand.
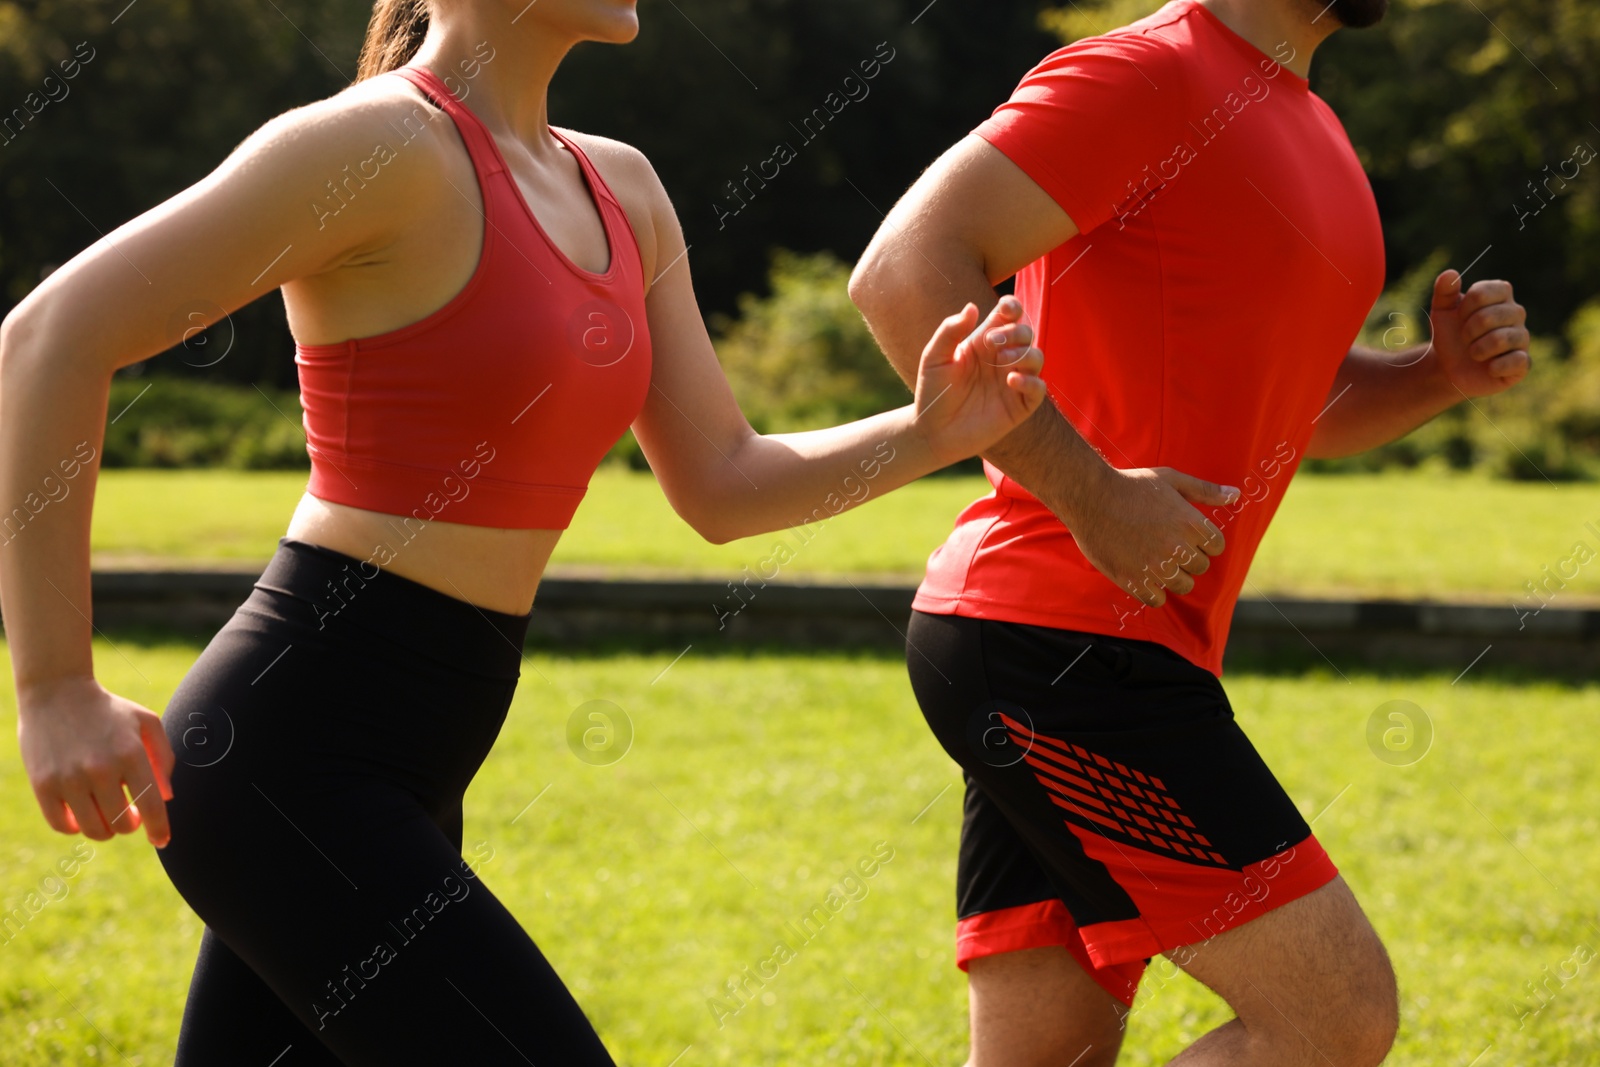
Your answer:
[1059,466,1241,608]
[1427,270,1530,398]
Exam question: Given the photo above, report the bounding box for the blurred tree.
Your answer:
[0,0,1055,390]
[101,377,309,469]
[713,249,909,433]
[548,0,1056,335]
[5,0,1590,477]
[0,0,370,386]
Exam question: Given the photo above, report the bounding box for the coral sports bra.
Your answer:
[294,63,653,530]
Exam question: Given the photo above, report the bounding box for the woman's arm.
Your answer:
[0,84,440,845]
[624,156,1045,545]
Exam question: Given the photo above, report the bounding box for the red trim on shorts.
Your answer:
[956,900,1143,1006]
[954,835,1338,1004]
[1071,833,1339,970]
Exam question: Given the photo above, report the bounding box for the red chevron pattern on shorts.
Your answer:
[1000,712,1230,867]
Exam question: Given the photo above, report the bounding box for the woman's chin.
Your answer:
[509,0,640,45]
[592,13,641,45]
[567,0,640,45]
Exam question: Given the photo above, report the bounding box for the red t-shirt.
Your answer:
[912,0,1386,676]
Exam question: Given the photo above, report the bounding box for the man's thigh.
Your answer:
[1167,874,1398,1063]
[908,612,1343,968]
[969,946,1127,1067]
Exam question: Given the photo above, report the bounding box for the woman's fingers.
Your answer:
[139,710,176,802]
[923,303,981,368]
[33,785,81,835]
[122,756,171,848]
[1001,345,1044,377]
[983,317,1034,356]
[970,299,1028,366]
[985,326,1033,351]
[924,298,1028,374]
[1005,368,1048,409]
[60,782,114,840]
[85,765,138,836]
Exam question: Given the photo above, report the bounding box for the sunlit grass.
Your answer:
[87,467,1600,606]
[0,636,1595,1065]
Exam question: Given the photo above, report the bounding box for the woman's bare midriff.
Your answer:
[283,491,561,616]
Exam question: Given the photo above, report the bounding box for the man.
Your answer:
[849,0,1530,1064]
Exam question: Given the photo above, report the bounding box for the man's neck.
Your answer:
[1196,0,1341,79]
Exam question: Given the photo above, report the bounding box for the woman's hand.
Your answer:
[910,296,1047,467]
[17,675,175,847]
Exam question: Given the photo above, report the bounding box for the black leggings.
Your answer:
[157,537,614,1066]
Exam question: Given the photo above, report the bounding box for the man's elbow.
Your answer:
[847,247,898,319]
[846,260,874,313]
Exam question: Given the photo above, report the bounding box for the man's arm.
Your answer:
[1307,270,1531,458]
[850,135,1239,608]
[846,138,1103,514]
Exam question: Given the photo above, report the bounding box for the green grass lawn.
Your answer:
[88,467,1600,603]
[1,637,1595,1066]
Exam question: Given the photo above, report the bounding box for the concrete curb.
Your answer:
[68,569,1600,673]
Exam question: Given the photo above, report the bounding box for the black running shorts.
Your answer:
[905,610,1338,1005]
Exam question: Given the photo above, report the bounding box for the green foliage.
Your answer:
[0,0,372,386]
[1,0,1056,392]
[100,377,309,469]
[603,249,925,471]
[1310,289,1600,481]
[714,250,909,434]
[601,429,650,472]
[1039,0,1167,39]
[8,0,1593,480]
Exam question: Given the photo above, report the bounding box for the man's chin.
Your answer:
[1330,0,1389,29]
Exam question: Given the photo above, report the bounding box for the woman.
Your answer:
[0,0,1045,1063]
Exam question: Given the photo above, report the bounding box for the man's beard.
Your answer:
[1326,0,1389,29]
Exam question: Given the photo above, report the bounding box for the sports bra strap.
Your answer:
[387,65,506,179]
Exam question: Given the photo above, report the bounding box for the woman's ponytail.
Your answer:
[356,0,430,81]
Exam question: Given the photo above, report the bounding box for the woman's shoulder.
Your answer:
[235,74,463,193]
[557,129,668,208]
[268,73,451,152]
[556,129,672,279]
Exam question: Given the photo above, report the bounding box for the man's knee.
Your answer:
[1330,941,1399,1066]
[1176,878,1400,1066]
[1269,931,1398,1067]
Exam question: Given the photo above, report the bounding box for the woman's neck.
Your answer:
[409,8,575,154]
